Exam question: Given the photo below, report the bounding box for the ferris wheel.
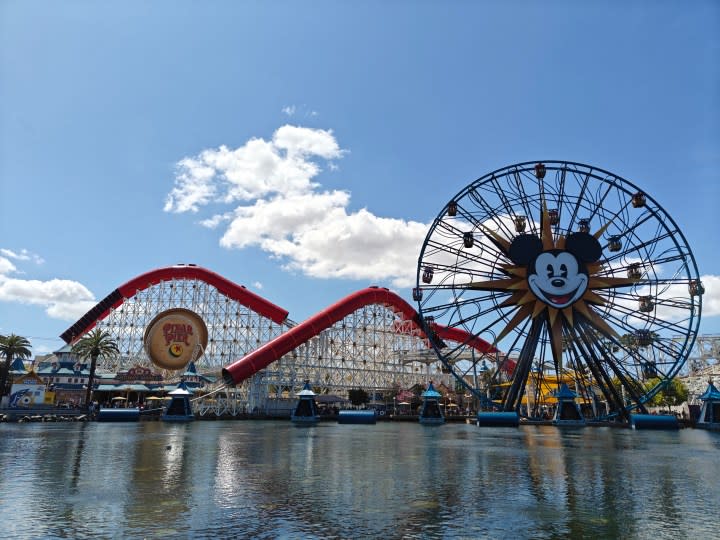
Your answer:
[415,161,704,421]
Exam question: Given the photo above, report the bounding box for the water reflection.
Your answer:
[0,422,718,539]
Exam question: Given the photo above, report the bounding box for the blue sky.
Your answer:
[1,0,719,356]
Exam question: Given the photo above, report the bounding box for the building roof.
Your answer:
[297,380,316,397]
[35,360,89,376]
[10,358,27,374]
[421,381,441,399]
[52,383,86,390]
[554,383,578,400]
[168,381,192,395]
[96,383,152,392]
[10,357,27,371]
[699,381,720,401]
[12,371,45,385]
[315,394,348,403]
[182,361,198,376]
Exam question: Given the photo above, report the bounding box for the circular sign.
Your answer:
[144,308,208,370]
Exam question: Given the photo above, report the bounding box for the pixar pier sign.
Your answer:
[144,308,208,370]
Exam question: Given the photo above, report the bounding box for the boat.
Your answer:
[291,381,320,425]
[419,381,444,425]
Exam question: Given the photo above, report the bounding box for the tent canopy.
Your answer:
[315,395,348,403]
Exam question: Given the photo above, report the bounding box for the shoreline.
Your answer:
[0,407,702,429]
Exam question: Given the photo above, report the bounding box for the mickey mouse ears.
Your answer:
[566,232,602,263]
[508,234,543,266]
[509,232,601,265]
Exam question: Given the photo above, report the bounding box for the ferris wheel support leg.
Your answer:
[503,317,544,412]
[573,339,622,419]
[576,322,647,420]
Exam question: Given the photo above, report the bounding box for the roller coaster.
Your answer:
[60,264,496,417]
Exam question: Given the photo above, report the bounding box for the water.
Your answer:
[1,421,718,539]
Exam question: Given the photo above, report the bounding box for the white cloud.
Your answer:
[0,256,17,275]
[253,281,263,290]
[699,274,720,317]
[167,125,425,287]
[164,126,342,215]
[266,208,427,287]
[163,157,218,213]
[199,212,233,229]
[282,104,318,118]
[219,191,350,248]
[272,125,342,159]
[0,248,44,265]
[0,252,97,321]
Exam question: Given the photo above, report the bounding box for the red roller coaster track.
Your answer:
[60,264,288,343]
[222,286,497,385]
[60,265,498,385]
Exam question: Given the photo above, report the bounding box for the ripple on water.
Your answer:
[1,422,719,538]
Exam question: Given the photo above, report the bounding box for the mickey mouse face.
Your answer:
[528,251,588,308]
[508,231,602,310]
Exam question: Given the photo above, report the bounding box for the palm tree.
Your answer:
[0,334,32,400]
[72,329,119,410]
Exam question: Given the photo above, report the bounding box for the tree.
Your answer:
[348,388,369,406]
[72,329,119,409]
[644,377,689,408]
[0,334,32,400]
[383,383,402,403]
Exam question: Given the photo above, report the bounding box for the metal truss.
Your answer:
[89,277,458,417]
[214,304,459,416]
[258,304,455,392]
[94,277,290,373]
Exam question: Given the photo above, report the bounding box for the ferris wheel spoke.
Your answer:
[422,243,501,280]
[604,202,656,240]
[440,208,514,264]
[585,179,621,225]
[599,317,689,363]
[602,234,678,268]
[488,173,525,225]
[563,168,593,229]
[552,166,568,224]
[443,297,517,326]
[467,189,516,239]
[481,180,539,238]
[510,168,543,237]
[601,298,693,337]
